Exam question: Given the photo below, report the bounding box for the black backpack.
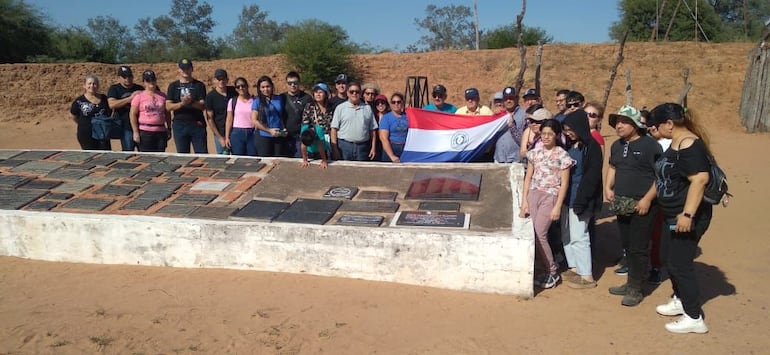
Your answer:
[677,138,732,206]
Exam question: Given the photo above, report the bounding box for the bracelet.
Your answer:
[683,212,693,219]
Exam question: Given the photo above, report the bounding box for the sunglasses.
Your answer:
[432,94,444,99]
[527,118,544,124]
[287,81,299,86]
[375,100,387,105]
[348,90,360,94]
[391,100,403,104]
[235,84,248,89]
[364,91,376,95]
[567,102,582,108]
[586,112,600,118]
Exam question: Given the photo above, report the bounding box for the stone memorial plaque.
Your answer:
[119,178,149,186]
[357,190,397,201]
[134,170,162,179]
[0,190,47,210]
[52,182,93,194]
[189,206,238,220]
[0,160,28,168]
[286,198,342,213]
[273,198,341,225]
[0,175,31,189]
[172,193,218,205]
[232,200,290,221]
[225,161,265,172]
[52,151,99,163]
[144,183,183,193]
[10,150,59,161]
[104,169,138,178]
[110,162,141,170]
[163,156,196,166]
[87,158,117,167]
[418,202,461,211]
[64,163,97,170]
[339,201,399,213]
[46,168,93,180]
[164,176,198,184]
[406,172,481,201]
[186,163,204,168]
[274,210,334,225]
[19,179,64,190]
[0,150,24,160]
[393,211,469,228]
[120,198,158,211]
[156,204,198,217]
[335,214,384,226]
[25,201,59,211]
[45,192,73,201]
[94,185,137,196]
[201,157,230,168]
[213,171,245,179]
[145,163,181,173]
[323,186,358,199]
[11,161,67,175]
[77,176,117,186]
[61,198,114,211]
[190,181,231,192]
[187,169,216,177]
[133,155,165,163]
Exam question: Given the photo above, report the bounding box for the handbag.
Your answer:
[609,195,637,216]
[91,114,122,140]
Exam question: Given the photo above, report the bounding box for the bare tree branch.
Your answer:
[535,41,543,97]
[515,0,527,94]
[601,31,627,111]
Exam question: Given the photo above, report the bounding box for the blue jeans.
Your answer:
[337,139,371,161]
[229,127,257,156]
[172,120,208,154]
[213,137,225,155]
[381,142,405,162]
[561,206,593,277]
[120,117,136,151]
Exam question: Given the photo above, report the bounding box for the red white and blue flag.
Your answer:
[400,108,510,163]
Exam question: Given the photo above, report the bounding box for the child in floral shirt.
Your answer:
[520,119,575,289]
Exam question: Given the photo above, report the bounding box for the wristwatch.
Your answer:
[683,212,693,219]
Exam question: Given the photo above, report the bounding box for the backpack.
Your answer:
[677,137,732,206]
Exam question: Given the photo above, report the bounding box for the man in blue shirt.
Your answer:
[422,84,457,113]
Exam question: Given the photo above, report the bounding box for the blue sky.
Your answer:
[28,0,620,50]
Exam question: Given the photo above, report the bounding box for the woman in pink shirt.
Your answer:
[584,102,606,155]
[129,70,170,152]
[225,77,256,156]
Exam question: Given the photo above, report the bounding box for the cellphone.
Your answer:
[669,224,677,231]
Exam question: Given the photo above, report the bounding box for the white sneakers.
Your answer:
[665,314,709,334]
[656,296,684,316]
[656,296,709,334]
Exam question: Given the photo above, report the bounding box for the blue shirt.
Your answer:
[423,103,457,113]
[378,111,409,143]
[252,95,284,137]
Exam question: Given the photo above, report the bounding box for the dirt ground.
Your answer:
[1,42,770,354]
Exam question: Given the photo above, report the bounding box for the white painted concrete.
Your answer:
[0,163,534,297]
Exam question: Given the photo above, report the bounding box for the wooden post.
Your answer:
[740,24,770,132]
[677,68,690,107]
[601,31,627,112]
[535,41,543,98]
[514,0,527,95]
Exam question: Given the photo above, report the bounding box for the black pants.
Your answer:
[138,130,168,152]
[255,134,290,157]
[660,204,712,318]
[617,208,656,291]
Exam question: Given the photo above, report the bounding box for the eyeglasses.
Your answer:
[235,84,248,89]
[348,90,360,94]
[287,81,299,86]
[375,101,387,105]
[586,112,600,118]
[215,77,228,81]
[364,91,376,96]
[567,102,582,108]
[390,100,403,104]
[527,118,543,124]
[432,94,444,99]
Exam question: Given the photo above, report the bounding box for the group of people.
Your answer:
[516,89,715,334]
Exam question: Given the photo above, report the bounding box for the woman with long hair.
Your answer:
[648,103,713,334]
[69,74,112,150]
[519,119,574,290]
[225,77,256,156]
[251,75,289,157]
[378,92,408,163]
[518,104,551,158]
[129,70,170,152]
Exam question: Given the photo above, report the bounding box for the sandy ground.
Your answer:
[1,43,770,353]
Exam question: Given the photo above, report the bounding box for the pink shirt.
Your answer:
[526,145,575,196]
[131,91,167,132]
[228,97,255,128]
[591,129,605,147]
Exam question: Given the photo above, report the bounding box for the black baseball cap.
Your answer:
[523,88,539,98]
[213,68,228,79]
[503,86,517,98]
[178,58,193,69]
[432,84,447,96]
[142,70,157,82]
[335,73,348,83]
[117,66,133,77]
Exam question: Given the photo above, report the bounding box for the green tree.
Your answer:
[222,4,287,58]
[711,0,770,40]
[48,27,100,62]
[0,0,52,63]
[611,0,724,42]
[413,4,476,51]
[86,16,133,63]
[280,19,360,87]
[482,24,553,49]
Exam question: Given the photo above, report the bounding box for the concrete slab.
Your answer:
[11,161,67,174]
[0,150,24,159]
[190,181,231,191]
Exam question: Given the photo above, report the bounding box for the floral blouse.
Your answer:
[301,101,333,135]
[526,145,575,196]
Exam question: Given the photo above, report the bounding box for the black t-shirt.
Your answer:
[70,94,111,122]
[166,79,207,123]
[204,87,237,135]
[329,95,347,114]
[106,83,144,121]
[609,135,662,199]
[655,138,711,216]
[281,90,312,136]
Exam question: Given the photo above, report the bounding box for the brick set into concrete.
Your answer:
[0,149,534,296]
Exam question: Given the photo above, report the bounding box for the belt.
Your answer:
[339,139,370,145]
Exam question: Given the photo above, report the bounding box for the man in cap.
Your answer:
[204,68,237,154]
[329,73,348,113]
[280,71,313,158]
[107,65,144,151]
[422,84,457,113]
[492,91,504,114]
[493,86,527,163]
[521,88,542,112]
[166,58,208,153]
[456,88,493,115]
[330,81,378,161]
[605,104,663,307]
